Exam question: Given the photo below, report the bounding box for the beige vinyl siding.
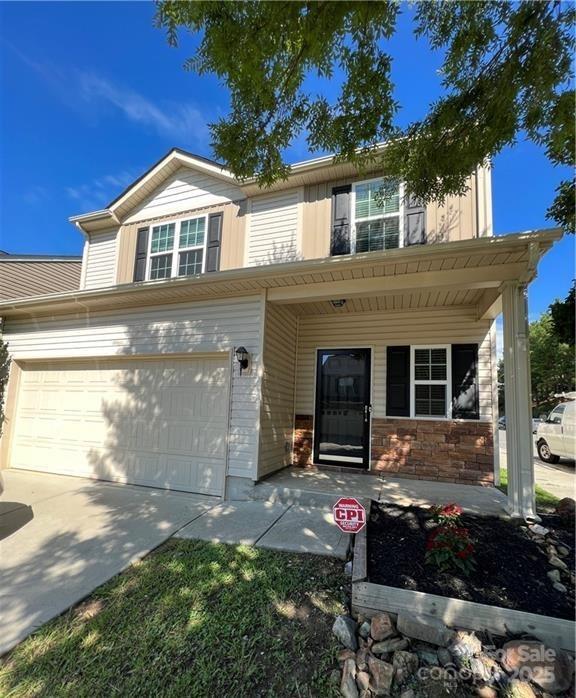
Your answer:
[124,166,245,224]
[0,261,81,300]
[2,295,264,480]
[115,201,247,284]
[258,304,298,478]
[301,173,482,260]
[83,230,118,290]
[247,189,302,266]
[295,306,493,421]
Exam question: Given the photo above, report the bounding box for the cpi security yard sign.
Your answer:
[333,497,366,534]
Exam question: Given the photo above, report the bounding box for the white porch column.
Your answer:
[501,281,538,520]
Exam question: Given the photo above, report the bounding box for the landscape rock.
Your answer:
[556,497,575,524]
[356,670,371,692]
[392,650,419,684]
[469,656,493,682]
[344,561,353,576]
[475,687,497,698]
[397,613,453,647]
[436,647,453,666]
[529,523,549,537]
[449,630,482,660]
[506,680,537,698]
[341,658,359,698]
[548,556,569,572]
[371,637,409,655]
[370,612,395,641]
[501,640,574,694]
[358,621,371,639]
[356,647,369,671]
[553,581,567,593]
[329,668,341,685]
[547,569,561,583]
[556,544,570,557]
[359,692,371,698]
[400,690,415,698]
[415,646,439,666]
[339,648,357,664]
[367,655,394,696]
[333,615,359,651]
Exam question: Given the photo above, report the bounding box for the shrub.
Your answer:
[425,503,476,575]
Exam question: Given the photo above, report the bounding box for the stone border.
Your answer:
[351,503,576,652]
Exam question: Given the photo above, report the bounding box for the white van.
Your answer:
[536,398,576,463]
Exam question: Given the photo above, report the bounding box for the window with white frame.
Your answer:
[412,346,450,418]
[352,178,401,253]
[147,216,206,280]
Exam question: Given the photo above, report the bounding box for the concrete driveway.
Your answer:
[498,431,575,499]
[0,470,216,656]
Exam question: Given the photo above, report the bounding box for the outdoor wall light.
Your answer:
[330,299,347,308]
[235,346,249,374]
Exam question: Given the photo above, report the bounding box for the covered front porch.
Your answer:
[256,228,562,520]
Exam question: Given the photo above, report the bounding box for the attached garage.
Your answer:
[9,355,231,496]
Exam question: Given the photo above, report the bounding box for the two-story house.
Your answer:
[0,148,562,519]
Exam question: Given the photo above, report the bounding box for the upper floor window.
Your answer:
[147,216,206,280]
[352,178,402,253]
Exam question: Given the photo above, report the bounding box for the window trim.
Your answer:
[145,214,208,281]
[410,344,452,419]
[351,177,404,254]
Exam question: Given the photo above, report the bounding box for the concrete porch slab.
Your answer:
[175,501,288,545]
[256,505,349,559]
[254,467,508,517]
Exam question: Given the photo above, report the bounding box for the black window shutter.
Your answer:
[451,344,479,419]
[386,346,410,417]
[206,212,223,272]
[330,185,351,256]
[133,227,149,281]
[404,191,426,246]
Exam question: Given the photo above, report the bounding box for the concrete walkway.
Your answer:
[175,500,349,559]
[0,470,216,656]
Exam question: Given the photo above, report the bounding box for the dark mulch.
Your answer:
[368,502,575,621]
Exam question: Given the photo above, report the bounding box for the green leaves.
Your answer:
[155,0,575,228]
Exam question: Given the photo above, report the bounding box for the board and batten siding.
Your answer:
[246,189,302,266]
[295,306,493,421]
[301,172,484,261]
[123,167,246,225]
[83,230,118,290]
[258,304,298,478]
[2,295,265,480]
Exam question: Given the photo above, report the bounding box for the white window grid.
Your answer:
[410,344,452,419]
[351,177,405,254]
[146,215,208,280]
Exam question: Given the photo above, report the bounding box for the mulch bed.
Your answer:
[367,502,575,621]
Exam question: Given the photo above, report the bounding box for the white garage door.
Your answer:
[10,356,230,496]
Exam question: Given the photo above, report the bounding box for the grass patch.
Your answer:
[0,540,346,697]
[498,467,560,511]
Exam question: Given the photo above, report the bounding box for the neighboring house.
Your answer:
[0,148,562,518]
[0,252,81,301]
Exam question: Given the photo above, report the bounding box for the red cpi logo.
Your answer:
[333,497,366,534]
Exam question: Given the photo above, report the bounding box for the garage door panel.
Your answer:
[11,356,229,495]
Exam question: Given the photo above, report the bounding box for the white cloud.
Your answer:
[77,73,210,143]
[66,170,136,212]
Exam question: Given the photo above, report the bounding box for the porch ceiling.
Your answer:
[0,228,561,320]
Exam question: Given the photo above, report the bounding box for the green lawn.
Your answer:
[0,541,345,698]
[498,467,560,511]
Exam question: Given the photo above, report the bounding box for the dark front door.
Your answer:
[314,348,371,469]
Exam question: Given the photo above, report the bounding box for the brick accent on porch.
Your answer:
[293,414,494,485]
[371,418,494,486]
[293,414,314,466]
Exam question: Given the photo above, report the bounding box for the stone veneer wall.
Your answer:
[293,414,314,466]
[371,418,494,486]
[293,414,494,485]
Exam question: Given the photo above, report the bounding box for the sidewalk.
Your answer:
[174,500,350,559]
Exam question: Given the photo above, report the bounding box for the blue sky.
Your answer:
[1,1,573,320]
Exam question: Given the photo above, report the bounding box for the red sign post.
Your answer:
[333,497,366,534]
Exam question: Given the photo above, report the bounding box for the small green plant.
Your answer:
[425,503,476,576]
